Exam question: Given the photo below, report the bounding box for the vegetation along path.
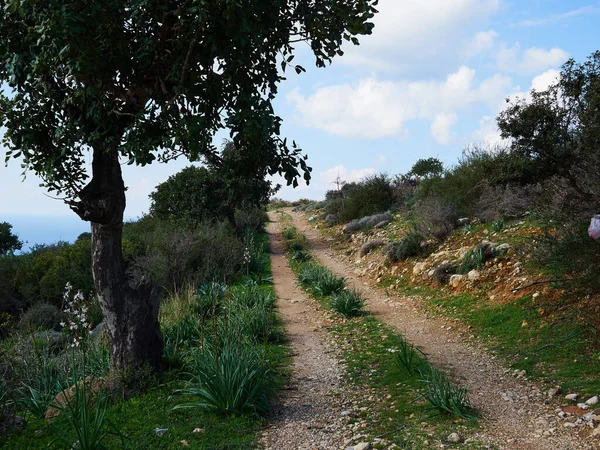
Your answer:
[286,208,595,450]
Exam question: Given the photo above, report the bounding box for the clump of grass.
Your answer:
[229,284,276,310]
[291,250,312,263]
[282,226,298,240]
[418,365,476,420]
[298,264,345,297]
[491,215,505,232]
[48,376,123,450]
[385,232,426,262]
[458,242,494,273]
[395,337,426,374]
[175,342,272,416]
[329,289,365,317]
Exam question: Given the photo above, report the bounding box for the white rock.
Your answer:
[467,269,481,281]
[564,422,577,428]
[353,443,371,450]
[565,393,579,401]
[577,403,590,410]
[494,243,511,253]
[447,433,463,443]
[413,262,428,275]
[449,274,465,288]
[586,396,599,406]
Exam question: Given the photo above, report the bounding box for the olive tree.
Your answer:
[0,0,377,369]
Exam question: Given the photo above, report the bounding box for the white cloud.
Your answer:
[462,30,498,58]
[496,44,568,74]
[288,66,512,141]
[530,69,560,92]
[339,0,500,74]
[320,166,376,187]
[431,114,458,145]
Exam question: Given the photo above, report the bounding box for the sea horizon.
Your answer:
[2,213,141,251]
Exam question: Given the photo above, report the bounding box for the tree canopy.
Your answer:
[409,157,444,179]
[0,221,22,255]
[496,51,600,205]
[1,0,377,197]
[0,0,379,369]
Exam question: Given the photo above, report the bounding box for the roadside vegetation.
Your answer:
[0,206,289,448]
[279,216,482,449]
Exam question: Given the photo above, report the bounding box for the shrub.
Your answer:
[395,337,426,374]
[130,221,244,292]
[243,230,270,276]
[20,303,67,332]
[298,264,345,297]
[414,198,458,241]
[329,290,365,317]
[175,342,272,415]
[534,221,600,295]
[358,239,385,258]
[385,232,425,262]
[324,214,338,227]
[229,284,276,310]
[291,250,312,263]
[343,211,393,234]
[475,184,541,222]
[432,262,457,285]
[326,174,394,222]
[235,207,269,233]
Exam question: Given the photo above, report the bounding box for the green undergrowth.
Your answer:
[280,221,484,449]
[1,229,290,449]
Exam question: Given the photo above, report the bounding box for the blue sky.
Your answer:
[1,0,599,245]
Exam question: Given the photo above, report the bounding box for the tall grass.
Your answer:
[329,289,365,317]
[175,342,273,415]
[298,264,345,297]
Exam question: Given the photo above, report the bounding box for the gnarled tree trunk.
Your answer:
[72,147,163,370]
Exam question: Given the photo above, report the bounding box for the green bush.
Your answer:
[235,207,269,233]
[325,174,394,223]
[129,221,245,292]
[385,232,425,262]
[535,222,600,294]
[298,264,345,297]
[329,290,365,317]
[20,303,67,332]
[175,342,273,415]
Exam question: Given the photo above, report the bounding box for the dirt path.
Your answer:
[260,212,371,450]
[289,209,596,450]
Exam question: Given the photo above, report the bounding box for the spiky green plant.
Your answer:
[395,337,425,374]
[418,365,476,419]
[175,342,272,415]
[298,264,345,296]
[48,377,122,450]
[329,289,365,317]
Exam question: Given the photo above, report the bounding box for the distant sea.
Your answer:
[4,214,91,251]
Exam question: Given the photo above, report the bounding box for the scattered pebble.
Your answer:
[565,394,579,401]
